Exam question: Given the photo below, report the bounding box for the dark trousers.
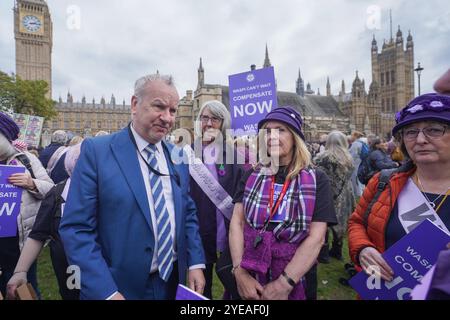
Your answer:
[143,262,179,300]
[304,264,318,300]
[203,263,214,299]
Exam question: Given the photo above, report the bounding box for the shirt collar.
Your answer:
[130,123,162,154]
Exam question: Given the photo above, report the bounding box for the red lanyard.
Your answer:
[267,176,291,221]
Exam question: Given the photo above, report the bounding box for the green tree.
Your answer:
[0,71,56,119]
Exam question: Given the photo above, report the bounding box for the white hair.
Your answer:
[64,142,83,177]
[134,74,175,100]
[51,130,67,144]
[194,100,231,139]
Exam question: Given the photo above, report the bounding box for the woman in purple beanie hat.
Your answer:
[0,112,54,298]
[229,106,337,300]
[348,92,450,299]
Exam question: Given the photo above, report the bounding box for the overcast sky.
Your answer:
[1,0,449,104]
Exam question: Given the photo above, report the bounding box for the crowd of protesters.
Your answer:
[0,68,449,300]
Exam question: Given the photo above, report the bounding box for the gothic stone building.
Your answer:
[13,1,415,142]
[177,29,415,141]
[43,94,131,138]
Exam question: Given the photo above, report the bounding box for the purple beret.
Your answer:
[392,93,450,136]
[258,106,305,140]
[0,112,20,142]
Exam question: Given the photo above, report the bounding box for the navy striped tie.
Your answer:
[144,144,173,281]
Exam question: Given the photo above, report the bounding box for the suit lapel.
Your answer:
[110,129,153,232]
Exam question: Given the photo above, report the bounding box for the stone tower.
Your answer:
[296,68,304,97]
[14,0,53,98]
[371,23,414,135]
[351,71,368,133]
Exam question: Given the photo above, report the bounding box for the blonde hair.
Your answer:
[69,136,83,146]
[321,130,353,169]
[258,122,312,180]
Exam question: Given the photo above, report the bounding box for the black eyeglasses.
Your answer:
[200,115,222,124]
[402,125,448,141]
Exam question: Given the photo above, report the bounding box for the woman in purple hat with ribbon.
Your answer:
[349,92,450,299]
[230,106,337,300]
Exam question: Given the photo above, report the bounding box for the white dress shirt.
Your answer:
[131,124,177,273]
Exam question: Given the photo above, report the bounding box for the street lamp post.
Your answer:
[414,62,424,96]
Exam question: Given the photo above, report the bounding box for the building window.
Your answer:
[64,121,69,129]
[76,121,80,129]
[381,73,384,86]
[382,99,385,112]
[386,72,390,85]
[98,121,102,129]
[391,71,395,84]
[392,97,396,112]
[52,121,58,129]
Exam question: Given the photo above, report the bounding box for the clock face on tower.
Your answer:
[22,15,42,32]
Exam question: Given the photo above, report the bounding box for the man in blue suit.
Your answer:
[59,74,206,300]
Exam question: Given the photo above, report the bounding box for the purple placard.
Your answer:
[349,219,450,300]
[175,284,208,300]
[0,165,26,237]
[228,66,277,135]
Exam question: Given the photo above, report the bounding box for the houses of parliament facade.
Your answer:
[14,0,415,142]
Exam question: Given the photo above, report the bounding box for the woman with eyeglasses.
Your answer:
[348,93,450,292]
[189,100,247,299]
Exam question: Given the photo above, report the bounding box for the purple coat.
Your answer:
[189,143,247,264]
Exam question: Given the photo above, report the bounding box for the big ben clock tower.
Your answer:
[14,0,53,98]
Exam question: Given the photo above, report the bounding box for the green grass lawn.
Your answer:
[37,239,357,300]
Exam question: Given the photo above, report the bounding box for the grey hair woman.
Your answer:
[314,130,355,262]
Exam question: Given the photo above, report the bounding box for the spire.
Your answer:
[81,95,86,105]
[197,57,205,89]
[353,70,362,88]
[341,79,345,95]
[407,30,413,49]
[263,43,271,68]
[407,30,413,41]
[389,9,393,43]
[317,88,321,96]
[296,68,305,97]
[372,34,378,53]
[396,25,403,45]
[326,77,331,96]
[305,82,314,94]
[111,94,116,106]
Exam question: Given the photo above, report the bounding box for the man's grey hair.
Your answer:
[134,74,175,100]
[51,130,67,144]
[194,100,231,138]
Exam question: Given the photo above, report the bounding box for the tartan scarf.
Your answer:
[243,167,316,243]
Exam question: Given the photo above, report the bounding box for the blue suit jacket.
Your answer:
[59,128,205,300]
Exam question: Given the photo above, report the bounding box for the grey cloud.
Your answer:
[0,0,448,104]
